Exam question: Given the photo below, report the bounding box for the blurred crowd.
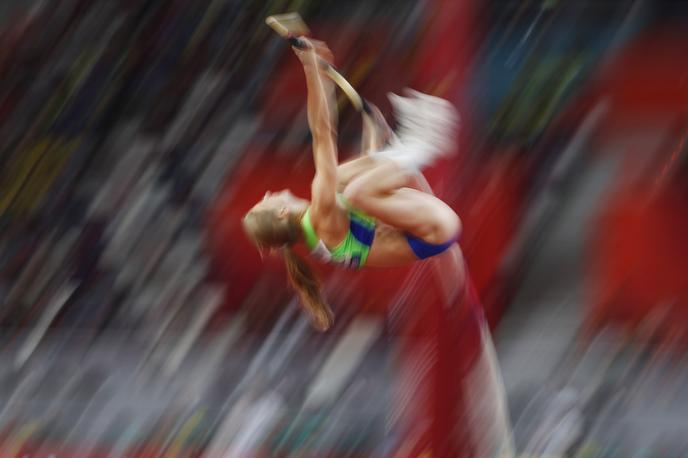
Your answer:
[0,0,687,456]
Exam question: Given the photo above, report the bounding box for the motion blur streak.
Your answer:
[1,0,688,456]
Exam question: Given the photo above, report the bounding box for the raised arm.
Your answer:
[293,40,340,221]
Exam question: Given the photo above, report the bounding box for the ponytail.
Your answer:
[283,247,334,331]
[242,207,334,331]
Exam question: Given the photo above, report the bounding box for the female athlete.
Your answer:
[243,39,460,331]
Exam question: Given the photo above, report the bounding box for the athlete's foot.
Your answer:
[384,89,459,170]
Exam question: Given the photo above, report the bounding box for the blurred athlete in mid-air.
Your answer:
[243,38,460,330]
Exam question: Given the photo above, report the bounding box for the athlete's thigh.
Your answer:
[344,159,413,198]
[356,188,456,243]
[336,156,377,192]
[336,156,376,180]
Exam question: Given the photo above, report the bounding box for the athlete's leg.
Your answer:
[336,155,433,194]
[376,89,459,171]
[337,93,452,200]
[336,156,376,193]
[360,103,394,156]
[338,88,458,193]
[336,103,393,192]
[342,159,460,243]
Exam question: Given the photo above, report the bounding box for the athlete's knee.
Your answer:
[342,160,413,207]
[432,207,462,241]
[342,176,369,208]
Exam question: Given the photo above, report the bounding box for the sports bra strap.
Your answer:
[300,208,320,250]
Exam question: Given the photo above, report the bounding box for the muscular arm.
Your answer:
[295,43,339,222]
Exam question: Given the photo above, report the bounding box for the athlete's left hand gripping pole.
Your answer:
[265,13,372,116]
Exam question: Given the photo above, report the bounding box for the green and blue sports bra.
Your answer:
[300,199,457,270]
[300,206,376,270]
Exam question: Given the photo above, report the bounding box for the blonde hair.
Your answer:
[242,208,334,331]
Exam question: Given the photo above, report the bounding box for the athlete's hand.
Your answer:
[293,38,334,69]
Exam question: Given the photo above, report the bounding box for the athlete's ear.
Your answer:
[277,207,289,219]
